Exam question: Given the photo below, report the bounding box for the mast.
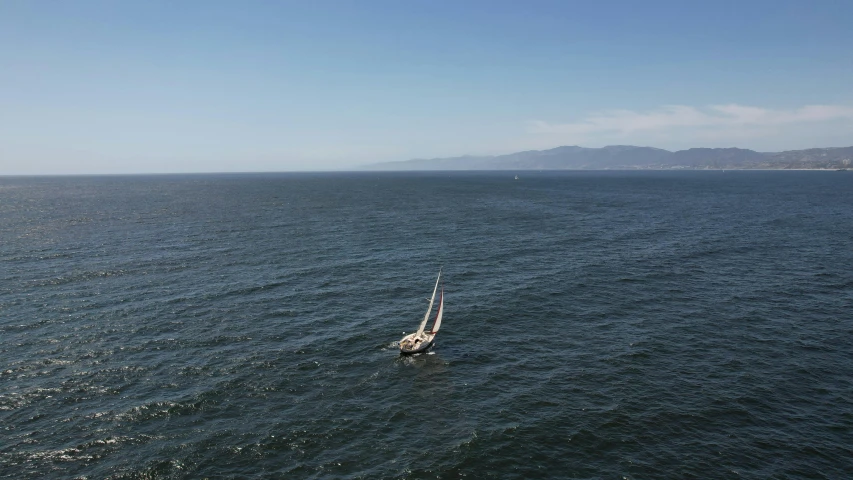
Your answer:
[416,269,441,336]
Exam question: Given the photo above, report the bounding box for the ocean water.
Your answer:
[1,171,852,479]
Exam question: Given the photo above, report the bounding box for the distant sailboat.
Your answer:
[399,270,444,354]
[515,175,519,180]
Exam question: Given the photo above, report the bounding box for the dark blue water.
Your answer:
[2,171,852,479]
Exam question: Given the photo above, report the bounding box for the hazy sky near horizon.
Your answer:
[2,0,852,174]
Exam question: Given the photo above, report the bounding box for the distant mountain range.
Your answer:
[363,145,853,170]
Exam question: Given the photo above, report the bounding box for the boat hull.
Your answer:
[400,340,434,355]
[399,332,435,355]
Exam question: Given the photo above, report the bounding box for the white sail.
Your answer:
[416,270,441,336]
[430,289,444,334]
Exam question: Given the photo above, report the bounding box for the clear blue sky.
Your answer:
[1,0,851,173]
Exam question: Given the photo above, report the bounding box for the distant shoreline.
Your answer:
[363,144,853,171]
[0,168,848,177]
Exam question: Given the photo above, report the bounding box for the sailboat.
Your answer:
[399,270,444,354]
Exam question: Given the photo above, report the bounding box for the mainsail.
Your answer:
[429,289,444,334]
[416,269,441,336]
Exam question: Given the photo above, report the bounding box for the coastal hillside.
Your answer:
[364,145,853,170]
